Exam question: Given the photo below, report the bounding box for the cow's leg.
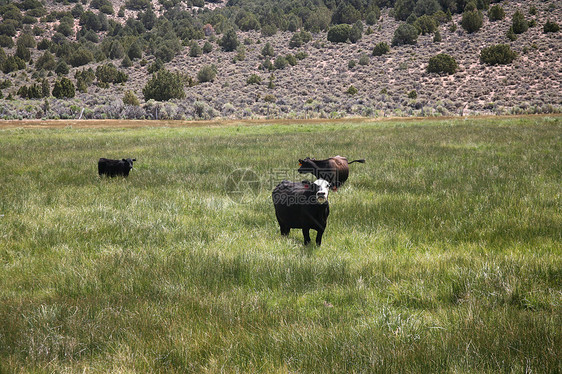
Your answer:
[315,229,324,246]
[302,228,311,245]
[280,226,290,236]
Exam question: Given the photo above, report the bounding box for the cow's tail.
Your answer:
[349,159,365,164]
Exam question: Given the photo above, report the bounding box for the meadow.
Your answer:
[0,116,560,373]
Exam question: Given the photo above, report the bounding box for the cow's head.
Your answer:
[122,158,136,169]
[313,179,330,204]
[298,157,317,175]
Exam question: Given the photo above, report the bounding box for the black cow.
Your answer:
[98,158,136,177]
[298,156,365,190]
[272,178,331,245]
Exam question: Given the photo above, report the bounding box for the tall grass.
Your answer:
[0,116,560,372]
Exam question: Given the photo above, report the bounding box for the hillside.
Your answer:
[0,0,560,120]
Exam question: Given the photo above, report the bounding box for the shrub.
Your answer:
[22,15,38,24]
[331,3,361,24]
[18,84,43,99]
[346,85,358,95]
[147,59,163,74]
[52,77,75,98]
[246,74,261,85]
[121,55,132,68]
[299,31,312,43]
[285,54,297,66]
[408,90,417,99]
[96,63,128,83]
[263,94,276,103]
[68,48,94,67]
[28,83,44,99]
[488,4,504,21]
[75,68,95,92]
[123,90,140,106]
[267,73,275,89]
[189,42,202,57]
[0,35,14,48]
[511,10,528,34]
[372,42,390,56]
[17,33,36,48]
[15,45,31,62]
[506,26,517,41]
[392,23,418,46]
[35,51,57,70]
[197,65,217,83]
[235,12,260,32]
[349,21,363,43]
[37,39,51,50]
[480,44,517,65]
[433,29,442,42]
[143,69,185,101]
[274,56,288,70]
[414,0,440,17]
[464,1,477,12]
[289,33,303,48]
[233,45,245,62]
[75,68,95,85]
[41,78,49,97]
[358,54,370,66]
[394,0,415,21]
[461,10,483,33]
[71,3,84,18]
[57,21,75,37]
[414,14,438,34]
[261,24,277,37]
[220,29,238,52]
[79,11,102,31]
[55,61,69,76]
[366,8,380,25]
[304,8,332,32]
[202,41,213,53]
[348,60,356,69]
[125,0,150,10]
[260,59,274,71]
[544,20,560,33]
[327,24,351,43]
[433,10,451,24]
[127,42,142,60]
[427,53,457,74]
[261,42,274,57]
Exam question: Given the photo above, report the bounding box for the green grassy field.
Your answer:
[0,116,560,373]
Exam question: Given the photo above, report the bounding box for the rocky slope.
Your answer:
[0,0,560,120]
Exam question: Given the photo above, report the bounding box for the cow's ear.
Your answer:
[132,159,136,161]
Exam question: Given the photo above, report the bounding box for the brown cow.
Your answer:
[297,156,365,190]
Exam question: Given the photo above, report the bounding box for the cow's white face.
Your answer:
[314,179,330,204]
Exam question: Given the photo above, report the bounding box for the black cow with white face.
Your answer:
[272,178,331,245]
[98,158,136,177]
